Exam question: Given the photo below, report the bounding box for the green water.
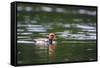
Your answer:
[17,41,96,64]
[16,3,97,65]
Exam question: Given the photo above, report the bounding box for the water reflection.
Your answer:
[25,6,32,12]
[17,23,96,40]
[41,6,53,12]
[17,6,23,11]
[79,9,96,16]
[48,44,56,62]
[17,5,96,15]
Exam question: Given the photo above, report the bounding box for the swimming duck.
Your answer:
[33,33,56,46]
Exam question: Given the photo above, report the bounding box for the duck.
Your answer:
[33,33,56,46]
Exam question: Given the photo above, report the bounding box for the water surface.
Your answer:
[16,3,97,64]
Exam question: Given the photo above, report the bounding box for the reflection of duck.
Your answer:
[48,44,56,62]
[33,33,56,45]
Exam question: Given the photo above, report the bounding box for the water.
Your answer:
[16,3,97,65]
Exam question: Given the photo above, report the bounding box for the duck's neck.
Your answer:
[49,39,53,44]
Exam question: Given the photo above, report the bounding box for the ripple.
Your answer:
[18,33,32,35]
[56,8,65,13]
[41,6,52,12]
[89,58,95,61]
[17,6,23,11]
[17,36,30,39]
[17,29,24,32]
[64,58,69,61]
[87,48,93,51]
[18,51,21,54]
[24,6,32,12]
[18,61,23,64]
[17,40,35,44]
[78,9,96,16]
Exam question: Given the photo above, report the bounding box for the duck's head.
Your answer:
[48,33,56,40]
